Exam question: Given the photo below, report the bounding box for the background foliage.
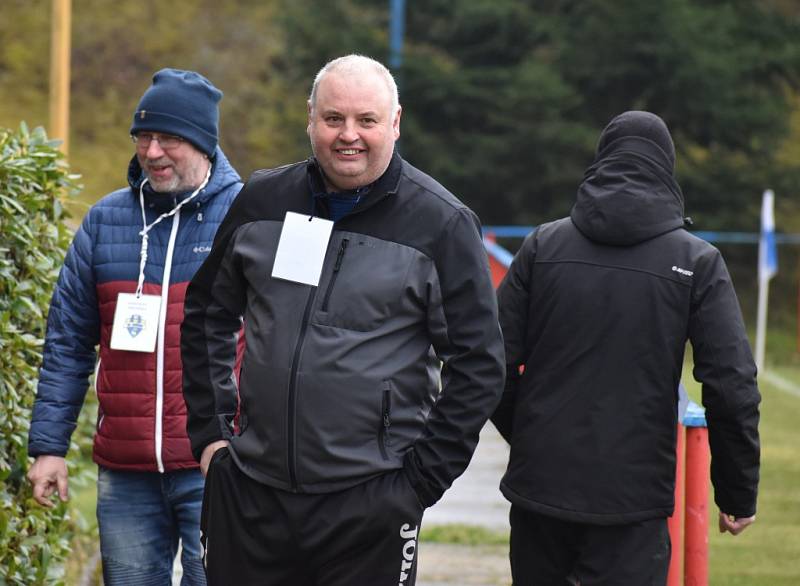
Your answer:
[0,1,799,581]
[2,2,800,336]
[0,123,91,584]
[1,0,799,227]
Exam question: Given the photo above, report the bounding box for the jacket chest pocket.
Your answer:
[314,235,418,331]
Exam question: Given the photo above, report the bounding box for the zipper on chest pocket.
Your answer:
[321,238,349,311]
[379,382,392,460]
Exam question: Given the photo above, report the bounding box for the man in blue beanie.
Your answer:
[27,68,243,585]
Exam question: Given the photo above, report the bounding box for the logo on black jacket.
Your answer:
[671,266,694,276]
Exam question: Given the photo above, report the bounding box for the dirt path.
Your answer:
[417,424,512,585]
[417,543,511,586]
[424,425,510,529]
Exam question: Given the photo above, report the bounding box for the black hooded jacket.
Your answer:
[492,112,760,524]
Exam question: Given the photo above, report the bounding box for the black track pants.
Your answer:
[200,448,425,586]
[509,505,671,586]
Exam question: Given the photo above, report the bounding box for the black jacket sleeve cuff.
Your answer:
[403,450,442,508]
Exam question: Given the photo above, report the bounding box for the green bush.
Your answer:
[0,123,90,584]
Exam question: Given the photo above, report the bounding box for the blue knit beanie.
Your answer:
[130,68,222,156]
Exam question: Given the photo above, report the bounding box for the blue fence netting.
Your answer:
[482,225,800,270]
[483,225,800,245]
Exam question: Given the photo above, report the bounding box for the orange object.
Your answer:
[484,232,509,289]
[684,427,710,585]
[667,423,686,585]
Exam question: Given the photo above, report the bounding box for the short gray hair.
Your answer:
[309,54,400,114]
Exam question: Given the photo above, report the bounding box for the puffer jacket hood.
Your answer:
[571,111,685,246]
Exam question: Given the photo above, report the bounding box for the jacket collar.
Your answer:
[306,150,403,219]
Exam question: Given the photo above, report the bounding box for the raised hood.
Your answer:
[570,113,685,246]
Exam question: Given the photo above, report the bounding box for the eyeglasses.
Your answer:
[131,132,185,151]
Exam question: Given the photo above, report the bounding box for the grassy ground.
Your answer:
[63,467,99,585]
[703,368,800,585]
[417,365,800,585]
[66,366,799,585]
[680,366,800,584]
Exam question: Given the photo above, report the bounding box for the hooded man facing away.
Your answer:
[492,110,760,585]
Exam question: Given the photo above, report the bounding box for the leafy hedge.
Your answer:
[0,123,90,584]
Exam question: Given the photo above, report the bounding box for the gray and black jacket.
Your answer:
[493,131,760,525]
[182,153,505,507]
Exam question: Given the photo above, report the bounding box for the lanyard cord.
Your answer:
[135,166,212,297]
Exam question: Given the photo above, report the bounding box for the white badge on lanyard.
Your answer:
[110,292,162,352]
[110,167,211,352]
[271,211,334,286]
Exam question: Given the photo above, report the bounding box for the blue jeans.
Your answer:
[97,467,207,585]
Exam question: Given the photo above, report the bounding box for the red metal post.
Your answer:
[667,423,686,586]
[684,427,710,585]
[485,233,509,289]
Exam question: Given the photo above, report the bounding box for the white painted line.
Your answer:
[761,370,800,398]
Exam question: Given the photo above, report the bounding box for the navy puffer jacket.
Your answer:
[29,148,242,472]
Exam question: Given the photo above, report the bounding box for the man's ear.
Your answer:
[393,106,402,140]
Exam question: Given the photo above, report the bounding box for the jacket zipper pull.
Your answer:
[334,239,349,271]
[382,388,392,445]
[321,238,349,312]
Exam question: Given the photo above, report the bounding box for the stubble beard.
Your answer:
[145,157,207,194]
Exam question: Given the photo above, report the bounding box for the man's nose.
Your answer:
[338,121,358,143]
[145,139,166,158]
